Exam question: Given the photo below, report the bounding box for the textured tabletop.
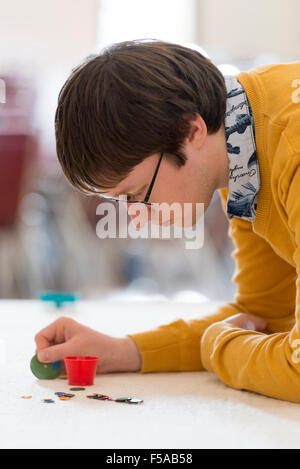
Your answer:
[1,299,300,449]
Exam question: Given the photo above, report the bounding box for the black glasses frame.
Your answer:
[97,152,164,206]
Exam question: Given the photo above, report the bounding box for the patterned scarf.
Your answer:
[224,75,260,222]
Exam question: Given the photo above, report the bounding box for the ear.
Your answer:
[184,113,207,147]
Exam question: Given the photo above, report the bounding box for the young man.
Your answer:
[35,40,300,402]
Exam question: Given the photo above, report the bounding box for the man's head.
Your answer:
[55,39,229,227]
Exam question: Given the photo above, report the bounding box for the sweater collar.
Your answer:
[224,75,260,222]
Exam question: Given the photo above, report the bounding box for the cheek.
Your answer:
[150,205,176,225]
[127,204,151,222]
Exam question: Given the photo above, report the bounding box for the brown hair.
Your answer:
[55,39,227,194]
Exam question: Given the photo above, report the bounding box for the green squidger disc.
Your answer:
[30,354,62,380]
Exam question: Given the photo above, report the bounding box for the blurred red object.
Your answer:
[0,135,28,227]
[0,74,37,228]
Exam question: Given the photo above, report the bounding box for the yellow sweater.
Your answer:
[127,61,300,403]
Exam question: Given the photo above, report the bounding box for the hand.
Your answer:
[34,317,142,374]
[222,313,267,332]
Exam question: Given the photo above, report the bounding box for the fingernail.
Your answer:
[39,352,49,362]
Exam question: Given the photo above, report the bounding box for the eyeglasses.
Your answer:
[96,152,164,206]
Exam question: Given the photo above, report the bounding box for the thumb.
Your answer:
[38,342,71,363]
[253,317,268,332]
[244,316,268,332]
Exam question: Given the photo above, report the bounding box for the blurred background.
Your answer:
[0,0,299,303]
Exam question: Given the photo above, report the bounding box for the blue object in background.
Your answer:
[39,292,78,308]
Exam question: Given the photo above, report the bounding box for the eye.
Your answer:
[128,191,143,202]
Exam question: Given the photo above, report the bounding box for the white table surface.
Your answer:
[1,299,300,449]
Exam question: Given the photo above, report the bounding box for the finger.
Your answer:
[223,314,243,326]
[35,333,51,351]
[224,313,267,331]
[35,318,70,352]
[252,316,268,332]
[239,314,268,331]
[37,341,72,363]
[35,321,60,351]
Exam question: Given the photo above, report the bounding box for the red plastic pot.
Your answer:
[64,356,99,386]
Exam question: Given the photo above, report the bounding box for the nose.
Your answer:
[127,204,151,229]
